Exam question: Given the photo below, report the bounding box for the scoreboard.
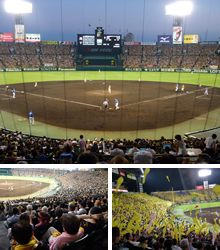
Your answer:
[78,27,121,55]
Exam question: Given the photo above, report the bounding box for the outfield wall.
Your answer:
[1,67,220,74]
[0,175,58,201]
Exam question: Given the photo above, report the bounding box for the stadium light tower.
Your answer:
[165,1,193,44]
[4,0,32,42]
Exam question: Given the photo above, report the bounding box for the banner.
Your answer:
[209,184,216,189]
[196,185,203,190]
[0,33,13,42]
[173,26,182,44]
[42,41,58,45]
[26,33,41,43]
[127,173,137,180]
[184,34,199,44]
[141,42,156,45]
[119,169,126,177]
[124,42,140,45]
[15,25,25,43]
[146,64,154,67]
[44,63,54,67]
[200,41,218,45]
[157,35,172,44]
[203,181,208,190]
[59,41,75,45]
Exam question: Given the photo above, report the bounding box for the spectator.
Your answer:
[110,143,124,156]
[4,207,20,229]
[204,134,217,157]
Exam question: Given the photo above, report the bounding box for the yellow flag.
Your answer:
[195,210,200,215]
[143,168,150,184]
[166,176,170,182]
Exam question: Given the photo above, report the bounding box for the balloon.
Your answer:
[116,176,124,192]
[192,196,197,200]
[143,168,150,184]
[213,184,220,194]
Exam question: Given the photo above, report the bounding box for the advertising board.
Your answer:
[157,35,172,44]
[26,33,41,43]
[15,25,25,43]
[184,34,199,44]
[173,27,182,44]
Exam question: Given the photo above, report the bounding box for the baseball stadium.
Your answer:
[112,168,220,250]
[0,167,108,249]
[0,0,220,163]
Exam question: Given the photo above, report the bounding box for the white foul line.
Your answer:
[121,87,214,108]
[0,87,100,108]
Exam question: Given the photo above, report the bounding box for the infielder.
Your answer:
[34,82,38,87]
[103,99,109,110]
[84,77,87,83]
[29,110,34,125]
[12,88,16,98]
[114,98,120,110]
[175,83,179,92]
[204,87,208,95]
[138,77,141,82]
[108,85,111,94]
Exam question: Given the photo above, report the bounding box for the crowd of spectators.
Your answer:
[0,42,219,69]
[112,192,220,250]
[0,43,76,68]
[121,44,219,69]
[0,169,108,249]
[0,128,219,164]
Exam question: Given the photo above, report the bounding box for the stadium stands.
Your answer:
[0,168,108,249]
[0,128,219,164]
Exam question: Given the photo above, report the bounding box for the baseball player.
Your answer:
[28,110,34,125]
[5,85,9,91]
[12,88,16,98]
[34,82,38,87]
[175,83,179,92]
[181,85,185,91]
[138,77,141,82]
[84,77,87,83]
[114,98,120,110]
[103,99,109,110]
[204,87,208,95]
[108,85,111,94]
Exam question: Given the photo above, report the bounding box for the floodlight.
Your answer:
[198,170,211,177]
[165,1,193,16]
[4,0,32,14]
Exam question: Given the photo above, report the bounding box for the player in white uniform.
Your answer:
[138,77,141,82]
[12,88,16,98]
[175,84,179,92]
[29,111,34,125]
[34,82,38,87]
[181,85,184,91]
[108,85,111,94]
[103,99,109,110]
[114,98,120,110]
[84,77,87,82]
[204,87,208,95]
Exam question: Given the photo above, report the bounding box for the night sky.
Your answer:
[142,168,220,193]
[0,0,220,42]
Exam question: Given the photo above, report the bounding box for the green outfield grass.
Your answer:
[0,71,220,87]
[174,201,220,212]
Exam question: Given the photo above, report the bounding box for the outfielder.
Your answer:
[29,110,34,125]
[84,77,87,83]
[138,77,141,82]
[34,82,38,87]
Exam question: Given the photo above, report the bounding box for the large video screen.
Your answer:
[77,33,121,55]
